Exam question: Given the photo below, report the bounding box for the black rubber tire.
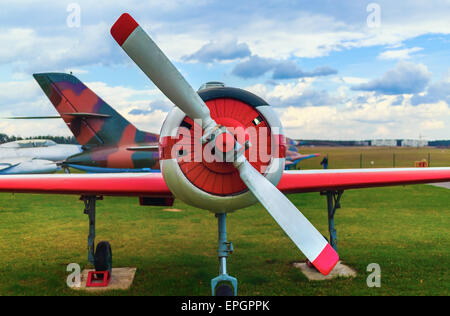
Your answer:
[215,284,234,296]
[94,241,112,273]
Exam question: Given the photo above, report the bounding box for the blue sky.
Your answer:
[0,0,449,140]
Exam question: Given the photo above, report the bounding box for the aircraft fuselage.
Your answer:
[65,143,160,171]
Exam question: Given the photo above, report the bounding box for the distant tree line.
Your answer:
[0,133,78,144]
[429,140,450,147]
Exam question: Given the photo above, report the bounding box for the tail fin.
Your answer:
[33,73,158,147]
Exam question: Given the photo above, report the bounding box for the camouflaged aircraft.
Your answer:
[33,73,160,173]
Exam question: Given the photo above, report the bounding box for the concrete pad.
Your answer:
[293,261,356,281]
[428,182,450,189]
[70,267,136,291]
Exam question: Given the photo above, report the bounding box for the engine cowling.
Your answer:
[159,86,286,212]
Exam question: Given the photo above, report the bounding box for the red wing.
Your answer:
[0,173,171,197]
[279,168,450,193]
[0,168,448,197]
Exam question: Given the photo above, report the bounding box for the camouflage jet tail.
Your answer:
[33,73,158,147]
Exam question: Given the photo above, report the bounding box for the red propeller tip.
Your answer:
[111,13,139,46]
[312,243,339,275]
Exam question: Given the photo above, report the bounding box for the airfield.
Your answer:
[0,146,448,296]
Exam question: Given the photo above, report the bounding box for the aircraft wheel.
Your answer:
[94,241,112,274]
[215,283,235,296]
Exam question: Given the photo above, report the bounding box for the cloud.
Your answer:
[0,23,122,73]
[232,56,337,79]
[245,78,342,107]
[2,1,450,65]
[231,55,276,79]
[378,47,423,60]
[272,62,337,79]
[411,74,450,105]
[277,94,450,140]
[1,1,450,140]
[128,109,151,115]
[351,62,431,95]
[182,39,251,63]
[420,120,445,130]
[272,89,341,107]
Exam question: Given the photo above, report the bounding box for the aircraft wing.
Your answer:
[0,162,19,171]
[279,168,450,193]
[0,173,171,196]
[0,168,448,196]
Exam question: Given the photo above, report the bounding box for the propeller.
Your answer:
[110,13,216,134]
[111,13,338,275]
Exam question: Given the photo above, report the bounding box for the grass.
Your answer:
[295,146,450,169]
[0,146,448,296]
[0,184,448,296]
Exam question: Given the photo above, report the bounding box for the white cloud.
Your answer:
[378,47,423,60]
[420,120,445,130]
[277,94,450,140]
[352,62,431,95]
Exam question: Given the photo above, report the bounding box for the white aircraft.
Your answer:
[0,139,82,174]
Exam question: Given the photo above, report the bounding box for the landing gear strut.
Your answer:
[82,195,101,264]
[211,213,237,296]
[81,195,112,268]
[320,190,344,251]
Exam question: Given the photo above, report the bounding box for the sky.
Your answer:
[0,0,449,140]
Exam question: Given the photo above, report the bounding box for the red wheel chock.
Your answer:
[86,271,110,287]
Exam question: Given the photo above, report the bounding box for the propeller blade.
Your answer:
[111,13,215,130]
[236,158,339,275]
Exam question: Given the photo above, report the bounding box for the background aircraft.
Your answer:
[284,138,320,170]
[0,139,81,174]
[0,13,449,296]
[30,72,160,173]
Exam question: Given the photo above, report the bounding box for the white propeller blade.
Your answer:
[111,13,216,131]
[111,13,338,275]
[236,158,339,275]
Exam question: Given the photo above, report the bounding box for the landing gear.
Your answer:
[306,191,343,270]
[81,195,112,271]
[211,213,237,296]
[94,241,112,275]
[320,190,344,251]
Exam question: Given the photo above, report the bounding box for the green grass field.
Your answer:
[0,147,448,296]
[296,146,450,169]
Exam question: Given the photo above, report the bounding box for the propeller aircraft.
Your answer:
[0,13,449,295]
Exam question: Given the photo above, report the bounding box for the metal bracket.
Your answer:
[320,190,343,251]
[211,213,238,296]
[81,195,103,265]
